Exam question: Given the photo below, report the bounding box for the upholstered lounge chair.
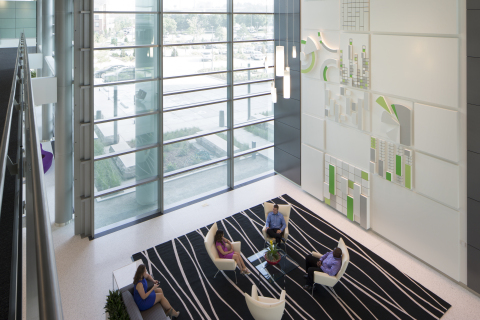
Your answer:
[245,284,286,320]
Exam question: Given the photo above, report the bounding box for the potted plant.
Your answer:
[264,240,281,265]
[104,290,129,320]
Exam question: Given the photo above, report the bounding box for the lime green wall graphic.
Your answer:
[301,52,316,74]
[301,33,339,76]
[347,196,354,221]
[405,165,412,189]
[386,172,392,181]
[396,155,402,176]
[361,171,368,181]
[325,198,331,206]
[371,137,376,149]
[329,164,335,194]
[391,104,399,120]
[348,180,354,189]
[376,96,391,114]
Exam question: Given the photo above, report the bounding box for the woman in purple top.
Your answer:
[303,247,343,291]
[132,264,180,318]
[215,230,251,275]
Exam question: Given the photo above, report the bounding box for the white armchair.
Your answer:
[262,202,291,249]
[245,285,286,320]
[204,222,242,283]
[311,237,350,293]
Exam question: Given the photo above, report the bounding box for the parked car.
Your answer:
[94,65,123,78]
[251,51,265,60]
[102,66,135,82]
[201,52,213,61]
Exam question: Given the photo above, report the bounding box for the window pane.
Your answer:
[94,48,158,84]
[234,148,274,185]
[233,121,274,154]
[234,82,270,98]
[234,0,274,13]
[164,161,228,209]
[164,87,227,109]
[163,14,227,45]
[233,41,274,70]
[163,0,227,13]
[164,103,227,139]
[234,95,273,126]
[94,114,158,157]
[94,147,158,192]
[234,67,273,83]
[94,81,159,119]
[94,181,159,231]
[164,133,227,174]
[233,15,274,41]
[163,44,227,77]
[94,0,158,12]
[163,74,227,93]
[94,14,158,47]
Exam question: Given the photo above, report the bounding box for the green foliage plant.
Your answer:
[104,290,129,320]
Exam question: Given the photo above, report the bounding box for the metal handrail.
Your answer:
[21,34,64,320]
[0,37,21,218]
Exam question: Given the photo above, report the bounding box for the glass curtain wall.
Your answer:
[93,0,274,231]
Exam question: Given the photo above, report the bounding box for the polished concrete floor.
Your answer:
[23,172,480,319]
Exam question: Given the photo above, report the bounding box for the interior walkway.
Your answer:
[21,174,480,319]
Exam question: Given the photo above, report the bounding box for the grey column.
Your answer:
[54,0,73,225]
[42,0,54,141]
[36,0,42,54]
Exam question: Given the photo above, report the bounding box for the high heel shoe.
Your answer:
[167,308,180,319]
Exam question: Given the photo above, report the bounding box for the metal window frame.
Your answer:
[75,0,274,237]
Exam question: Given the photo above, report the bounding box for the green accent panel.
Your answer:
[376,96,391,114]
[396,155,402,176]
[0,8,15,19]
[16,28,35,38]
[347,196,354,221]
[318,31,321,36]
[323,66,328,81]
[348,180,354,189]
[15,9,35,19]
[0,28,14,37]
[391,104,399,120]
[405,165,412,189]
[301,52,316,74]
[15,18,35,28]
[15,2,36,9]
[301,39,306,44]
[325,198,331,206]
[386,172,392,181]
[329,165,335,195]
[0,1,16,9]
[361,171,369,181]
[0,18,15,28]
[371,137,376,149]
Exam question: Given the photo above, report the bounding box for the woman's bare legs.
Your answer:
[154,290,179,316]
[233,252,249,272]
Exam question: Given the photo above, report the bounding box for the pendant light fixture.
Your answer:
[275,0,284,77]
[271,81,277,103]
[283,0,291,99]
[292,0,296,59]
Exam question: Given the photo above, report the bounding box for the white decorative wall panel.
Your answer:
[414,103,459,163]
[301,144,324,201]
[370,174,460,280]
[325,121,370,166]
[371,35,459,109]
[302,114,325,150]
[370,0,458,35]
[302,77,325,118]
[415,152,460,209]
[303,0,340,31]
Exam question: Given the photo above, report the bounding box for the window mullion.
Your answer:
[159,0,164,212]
[227,0,234,189]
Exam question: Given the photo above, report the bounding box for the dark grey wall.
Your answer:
[274,0,301,185]
[467,1,480,294]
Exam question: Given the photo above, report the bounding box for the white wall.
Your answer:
[300,0,466,282]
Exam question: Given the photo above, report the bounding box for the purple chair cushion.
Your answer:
[41,143,53,174]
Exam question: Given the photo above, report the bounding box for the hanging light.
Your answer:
[276,46,284,77]
[271,81,277,103]
[292,0,296,58]
[284,67,290,99]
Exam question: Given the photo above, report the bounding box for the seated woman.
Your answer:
[133,264,180,318]
[215,229,251,275]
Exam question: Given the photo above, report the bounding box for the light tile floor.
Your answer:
[24,174,480,319]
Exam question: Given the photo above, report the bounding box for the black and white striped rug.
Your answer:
[132,194,451,319]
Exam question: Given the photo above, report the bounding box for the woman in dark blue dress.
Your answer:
[133,264,180,318]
